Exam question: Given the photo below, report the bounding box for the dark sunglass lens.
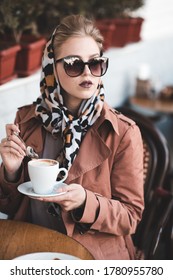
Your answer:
[89,58,108,77]
[64,59,83,77]
[89,60,101,76]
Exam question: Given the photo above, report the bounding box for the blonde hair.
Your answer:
[53,14,104,58]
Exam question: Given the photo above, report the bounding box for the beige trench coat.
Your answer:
[0,102,144,259]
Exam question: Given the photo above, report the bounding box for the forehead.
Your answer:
[57,36,100,59]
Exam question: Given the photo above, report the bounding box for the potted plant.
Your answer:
[37,0,91,37]
[0,1,21,85]
[42,0,145,50]
[37,0,117,51]
[0,39,21,85]
[0,0,46,82]
[90,0,145,48]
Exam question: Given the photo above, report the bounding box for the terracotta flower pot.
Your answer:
[0,44,21,85]
[15,36,46,77]
[98,17,144,48]
[129,17,144,43]
[96,21,116,50]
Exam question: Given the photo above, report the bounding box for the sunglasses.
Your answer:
[56,56,109,77]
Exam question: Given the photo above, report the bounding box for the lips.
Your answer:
[79,81,93,88]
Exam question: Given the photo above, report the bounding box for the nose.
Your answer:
[82,64,91,75]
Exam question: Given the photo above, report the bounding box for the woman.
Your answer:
[0,15,144,259]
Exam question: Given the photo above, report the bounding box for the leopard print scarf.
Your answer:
[35,28,105,170]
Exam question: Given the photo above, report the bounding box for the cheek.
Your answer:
[56,67,71,88]
[58,73,68,86]
[58,72,77,93]
[93,78,101,91]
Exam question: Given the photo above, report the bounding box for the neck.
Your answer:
[63,94,82,116]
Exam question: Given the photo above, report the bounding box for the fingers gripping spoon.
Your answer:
[13,131,39,159]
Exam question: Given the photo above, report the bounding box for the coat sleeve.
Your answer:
[0,163,26,216]
[0,110,28,216]
[72,124,144,236]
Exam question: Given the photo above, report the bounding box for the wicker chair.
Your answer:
[116,106,172,259]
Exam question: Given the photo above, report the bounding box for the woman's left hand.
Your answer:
[36,183,86,212]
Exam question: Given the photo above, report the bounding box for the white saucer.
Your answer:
[13,252,80,260]
[17,181,67,198]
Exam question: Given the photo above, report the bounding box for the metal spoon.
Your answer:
[26,146,39,159]
[13,131,39,159]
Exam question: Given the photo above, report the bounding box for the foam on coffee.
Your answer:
[31,159,56,167]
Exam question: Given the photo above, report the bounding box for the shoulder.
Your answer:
[16,103,37,121]
[110,108,136,126]
[97,104,142,152]
[106,106,143,147]
[102,103,136,131]
[17,103,36,114]
[15,103,41,129]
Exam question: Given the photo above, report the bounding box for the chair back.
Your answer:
[116,106,169,204]
[116,106,170,259]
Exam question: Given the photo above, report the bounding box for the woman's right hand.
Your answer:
[0,124,26,180]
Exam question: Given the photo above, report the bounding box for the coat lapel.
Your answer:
[67,126,111,182]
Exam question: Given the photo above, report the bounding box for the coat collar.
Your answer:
[94,102,120,135]
[17,103,38,124]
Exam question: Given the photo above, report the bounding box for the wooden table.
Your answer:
[0,220,94,260]
[130,96,173,114]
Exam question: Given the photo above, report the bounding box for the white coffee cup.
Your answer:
[28,159,68,194]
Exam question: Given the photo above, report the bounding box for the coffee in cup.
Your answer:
[28,159,68,194]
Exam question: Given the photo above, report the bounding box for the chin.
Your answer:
[82,94,95,100]
[81,89,97,99]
